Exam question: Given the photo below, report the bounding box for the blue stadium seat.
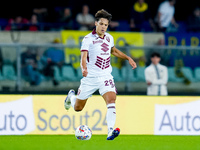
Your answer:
[182,67,196,82]
[194,67,200,81]
[2,65,16,80]
[176,21,187,33]
[136,67,146,81]
[53,66,63,81]
[0,70,4,80]
[121,66,137,82]
[0,18,8,30]
[116,20,130,32]
[140,21,153,32]
[112,67,123,81]
[168,67,183,82]
[62,66,77,81]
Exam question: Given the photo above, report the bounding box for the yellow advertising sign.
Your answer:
[61,30,144,68]
[0,95,200,135]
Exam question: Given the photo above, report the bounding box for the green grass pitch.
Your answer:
[0,135,200,150]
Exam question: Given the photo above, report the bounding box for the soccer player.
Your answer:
[64,9,137,140]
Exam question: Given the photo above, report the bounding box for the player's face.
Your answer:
[151,56,160,65]
[95,18,109,37]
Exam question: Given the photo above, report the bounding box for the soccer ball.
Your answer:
[75,125,92,140]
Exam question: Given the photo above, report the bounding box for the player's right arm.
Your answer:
[80,36,91,77]
[81,51,88,77]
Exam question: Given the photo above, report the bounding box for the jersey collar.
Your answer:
[92,29,106,39]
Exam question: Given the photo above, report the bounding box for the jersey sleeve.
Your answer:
[80,37,90,52]
[110,35,114,48]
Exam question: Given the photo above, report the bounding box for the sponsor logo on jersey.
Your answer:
[95,56,110,70]
[100,53,109,55]
[93,40,103,44]
[101,43,109,52]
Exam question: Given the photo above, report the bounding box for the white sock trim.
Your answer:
[107,103,115,109]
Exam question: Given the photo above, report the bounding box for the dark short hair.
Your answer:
[95,9,112,22]
[151,52,161,58]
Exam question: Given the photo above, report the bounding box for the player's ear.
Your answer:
[95,21,98,26]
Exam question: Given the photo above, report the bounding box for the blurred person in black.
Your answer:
[21,47,42,85]
[33,8,48,22]
[187,7,200,32]
[5,15,29,31]
[130,0,155,32]
[58,7,73,30]
[29,14,39,31]
[0,48,2,72]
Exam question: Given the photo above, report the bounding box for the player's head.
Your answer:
[168,0,176,6]
[95,9,112,36]
[82,5,89,15]
[151,52,161,65]
[194,7,200,17]
[138,0,145,5]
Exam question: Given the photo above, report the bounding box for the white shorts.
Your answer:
[77,75,117,100]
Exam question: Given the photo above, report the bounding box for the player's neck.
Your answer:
[96,31,104,38]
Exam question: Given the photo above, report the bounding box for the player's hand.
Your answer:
[82,68,88,77]
[128,57,137,69]
[147,81,152,85]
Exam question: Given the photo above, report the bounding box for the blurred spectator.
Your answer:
[41,38,65,86]
[0,48,2,72]
[145,38,170,66]
[187,7,200,32]
[109,21,120,31]
[21,47,42,86]
[33,8,48,22]
[58,7,73,30]
[155,0,178,32]
[76,5,95,30]
[130,0,156,32]
[5,16,29,31]
[29,14,39,31]
[145,52,168,96]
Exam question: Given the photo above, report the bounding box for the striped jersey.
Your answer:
[80,29,114,77]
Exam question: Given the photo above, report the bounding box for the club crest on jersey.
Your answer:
[106,36,110,42]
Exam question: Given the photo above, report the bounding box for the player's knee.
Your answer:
[107,99,116,104]
[74,106,83,112]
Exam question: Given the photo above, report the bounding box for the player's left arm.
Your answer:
[111,46,137,69]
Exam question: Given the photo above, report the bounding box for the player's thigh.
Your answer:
[102,92,116,105]
[99,76,116,104]
[74,98,88,111]
[77,78,98,100]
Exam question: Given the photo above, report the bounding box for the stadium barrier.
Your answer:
[0,95,200,135]
[1,42,200,92]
